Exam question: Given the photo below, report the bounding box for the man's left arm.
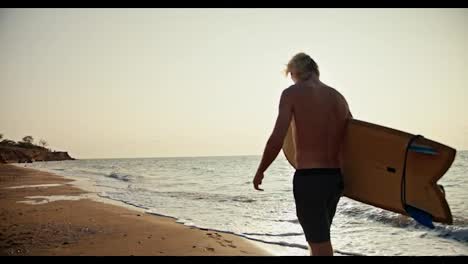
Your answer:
[253,89,293,191]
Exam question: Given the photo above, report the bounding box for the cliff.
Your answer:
[0,144,75,164]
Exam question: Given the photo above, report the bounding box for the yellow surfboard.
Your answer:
[283,118,456,225]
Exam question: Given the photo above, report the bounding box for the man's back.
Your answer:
[288,79,351,169]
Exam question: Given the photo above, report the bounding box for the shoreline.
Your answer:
[0,164,275,256]
[12,163,311,256]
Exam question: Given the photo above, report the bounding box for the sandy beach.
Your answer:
[0,164,271,256]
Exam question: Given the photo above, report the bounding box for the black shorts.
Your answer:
[293,168,344,243]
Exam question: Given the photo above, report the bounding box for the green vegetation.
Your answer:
[22,136,34,144]
[0,135,49,151]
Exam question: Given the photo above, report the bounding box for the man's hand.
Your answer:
[253,171,264,191]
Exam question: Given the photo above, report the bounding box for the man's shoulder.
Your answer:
[324,85,351,111]
[281,85,297,98]
[325,85,346,101]
[285,84,298,91]
[283,84,300,95]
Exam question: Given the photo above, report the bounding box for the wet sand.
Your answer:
[0,164,271,256]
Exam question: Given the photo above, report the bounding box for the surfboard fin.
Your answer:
[404,204,435,229]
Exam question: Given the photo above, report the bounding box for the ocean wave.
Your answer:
[145,210,178,220]
[239,234,365,256]
[339,202,468,243]
[453,217,468,226]
[242,232,303,237]
[101,184,259,206]
[274,219,300,224]
[122,187,258,204]
[106,172,131,182]
[339,200,414,227]
[231,196,256,203]
[75,169,108,177]
[190,167,215,172]
[432,226,468,243]
[97,193,149,210]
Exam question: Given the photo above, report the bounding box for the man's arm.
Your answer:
[253,89,293,190]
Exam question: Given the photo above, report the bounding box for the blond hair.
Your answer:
[284,52,319,80]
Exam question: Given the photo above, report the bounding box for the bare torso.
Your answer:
[288,80,351,169]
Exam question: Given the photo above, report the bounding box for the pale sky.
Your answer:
[1,8,467,159]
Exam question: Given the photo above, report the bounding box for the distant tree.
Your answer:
[22,136,34,144]
[39,139,48,148]
[0,133,3,140]
[0,139,16,145]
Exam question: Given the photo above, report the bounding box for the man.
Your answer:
[253,52,352,256]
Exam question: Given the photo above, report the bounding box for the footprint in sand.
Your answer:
[206,232,235,248]
[219,238,237,249]
[206,232,239,249]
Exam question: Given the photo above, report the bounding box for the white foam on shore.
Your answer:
[17,194,94,205]
[53,173,149,213]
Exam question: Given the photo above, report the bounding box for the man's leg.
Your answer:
[308,240,333,256]
[308,172,342,256]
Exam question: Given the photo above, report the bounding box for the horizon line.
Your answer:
[71,154,267,160]
[53,150,468,161]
